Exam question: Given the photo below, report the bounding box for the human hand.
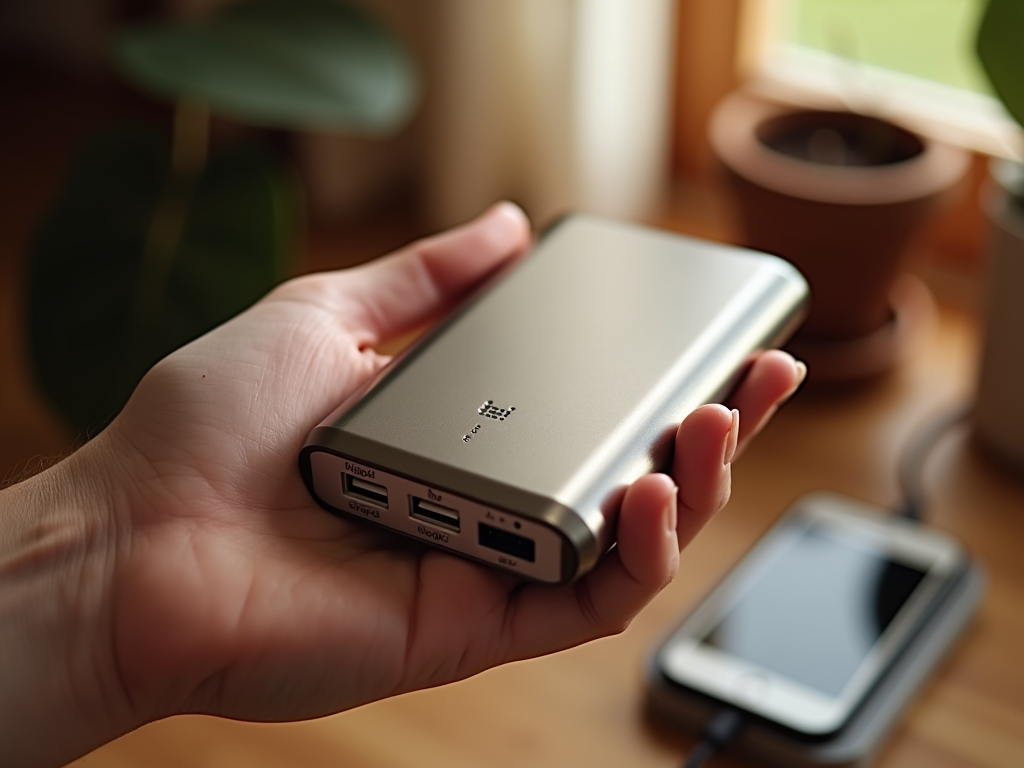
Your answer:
[0,203,805,767]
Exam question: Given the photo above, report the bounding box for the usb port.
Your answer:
[478,523,535,562]
[343,474,389,508]
[410,497,461,533]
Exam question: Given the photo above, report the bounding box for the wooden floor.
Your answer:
[4,61,1024,768]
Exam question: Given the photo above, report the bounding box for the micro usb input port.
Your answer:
[343,474,389,508]
[410,497,461,533]
[478,523,535,562]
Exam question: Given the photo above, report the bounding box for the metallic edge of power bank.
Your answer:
[299,214,809,584]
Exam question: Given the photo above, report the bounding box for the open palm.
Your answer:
[94,203,803,728]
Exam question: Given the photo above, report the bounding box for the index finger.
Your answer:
[340,202,531,346]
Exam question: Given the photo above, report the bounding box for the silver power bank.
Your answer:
[299,215,808,584]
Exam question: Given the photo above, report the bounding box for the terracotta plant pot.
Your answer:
[974,160,1024,473]
[709,92,970,381]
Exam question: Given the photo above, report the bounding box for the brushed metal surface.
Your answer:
[301,214,808,582]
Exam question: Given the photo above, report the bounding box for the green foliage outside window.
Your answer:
[789,0,991,95]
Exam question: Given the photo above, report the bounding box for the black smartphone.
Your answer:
[650,493,967,741]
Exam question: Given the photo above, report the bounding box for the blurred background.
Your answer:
[2,0,1011,468]
[0,0,1012,472]
[3,2,1024,766]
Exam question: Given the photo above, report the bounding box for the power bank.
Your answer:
[299,214,808,584]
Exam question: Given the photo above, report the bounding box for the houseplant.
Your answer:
[25,0,418,434]
[973,0,1024,471]
[708,90,969,383]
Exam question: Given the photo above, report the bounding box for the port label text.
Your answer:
[348,501,380,518]
[417,526,449,543]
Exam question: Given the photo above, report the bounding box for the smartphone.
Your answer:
[299,214,808,584]
[651,493,967,741]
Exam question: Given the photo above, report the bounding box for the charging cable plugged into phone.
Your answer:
[681,708,745,768]
[647,406,985,768]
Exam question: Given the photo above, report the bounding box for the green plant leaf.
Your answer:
[115,0,418,133]
[977,0,1024,130]
[26,125,297,434]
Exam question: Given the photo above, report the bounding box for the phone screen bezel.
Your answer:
[656,493,964,737]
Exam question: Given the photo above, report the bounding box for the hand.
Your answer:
[0,203,805,767]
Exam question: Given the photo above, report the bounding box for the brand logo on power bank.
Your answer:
[463,401,516,443]
[478,400,515,421]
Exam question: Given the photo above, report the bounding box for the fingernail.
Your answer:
[790,362,806,391]
[776,360,808,404]
[491,200,528,226]
[723,409,739,465]
[782,360,806,399]
[665,483,678,535]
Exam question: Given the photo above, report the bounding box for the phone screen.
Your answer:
[699,524,927,698]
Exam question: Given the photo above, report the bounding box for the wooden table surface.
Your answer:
[59,298,1023,768]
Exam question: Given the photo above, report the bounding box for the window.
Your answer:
[742,0,1023,159]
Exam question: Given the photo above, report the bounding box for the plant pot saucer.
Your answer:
[786,273,936,384]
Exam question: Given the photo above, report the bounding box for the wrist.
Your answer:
[0,432,137,767]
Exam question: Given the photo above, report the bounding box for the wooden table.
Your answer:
[62,296,1023,768]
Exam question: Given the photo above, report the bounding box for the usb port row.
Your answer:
[343,474,389,508]
[410,497,461,533]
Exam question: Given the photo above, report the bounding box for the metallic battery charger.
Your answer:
[299,214,808,584]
